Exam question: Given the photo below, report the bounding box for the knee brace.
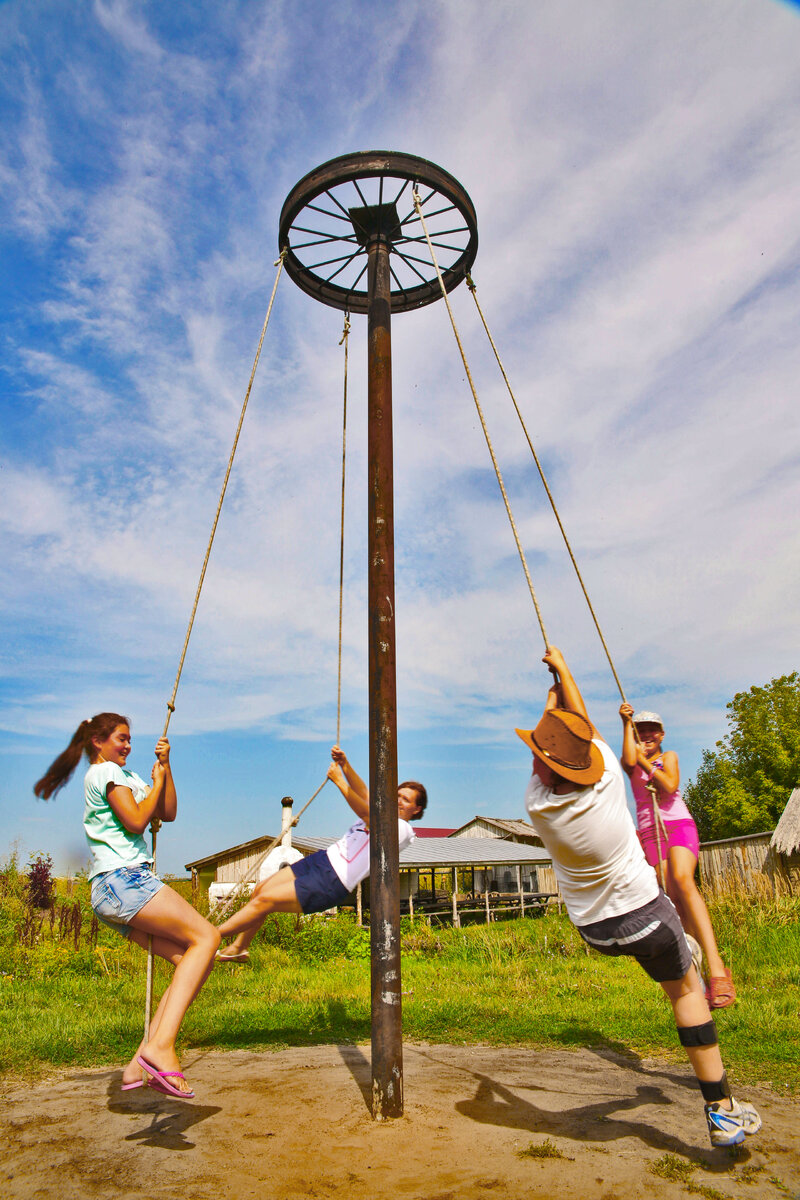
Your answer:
[699,1073,731,1104]
[677,1020,718,1048]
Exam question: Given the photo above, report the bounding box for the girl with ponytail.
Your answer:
[35,714,220,1099]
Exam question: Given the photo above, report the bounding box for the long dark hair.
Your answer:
[34,712,130,800]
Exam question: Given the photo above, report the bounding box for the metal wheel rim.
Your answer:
[278,151,478,314]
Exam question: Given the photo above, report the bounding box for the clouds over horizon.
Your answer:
[2,1,799,869]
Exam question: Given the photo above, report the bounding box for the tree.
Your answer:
[684,672,800,842]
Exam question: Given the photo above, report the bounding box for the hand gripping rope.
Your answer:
[412,189,670,888]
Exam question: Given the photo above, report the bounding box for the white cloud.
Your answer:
[2,0,799,870]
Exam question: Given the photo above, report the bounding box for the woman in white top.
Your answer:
[216,746,425,959]
[34,712,220,1099]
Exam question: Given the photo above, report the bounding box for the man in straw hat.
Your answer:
[516,646,761,1149]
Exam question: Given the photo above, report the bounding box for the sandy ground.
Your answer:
[0,1043,797,1200]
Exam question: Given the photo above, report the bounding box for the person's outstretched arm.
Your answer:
[542,646,598,735]
[327,749,371,825]
[331,745,368,802]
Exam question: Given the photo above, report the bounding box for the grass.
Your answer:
[1,892,798,1090]
[517,1137,572,1160]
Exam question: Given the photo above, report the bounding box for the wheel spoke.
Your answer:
[352,178,370,208]
[305,202,353,224]
[325,188,354,219]
[306,248,366,273]
[399,225,468,241]
[391,178,411,207]
[291,233,360,250]
[389,248,430,285]
[388,262,411,300]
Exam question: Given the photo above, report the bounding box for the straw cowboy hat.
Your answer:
[515,708,604,786]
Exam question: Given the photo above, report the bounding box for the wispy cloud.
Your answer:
[1,0,799,870]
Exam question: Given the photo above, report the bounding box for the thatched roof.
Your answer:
[770,787,800,855]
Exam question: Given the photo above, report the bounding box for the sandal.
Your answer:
[706,968,736,1009]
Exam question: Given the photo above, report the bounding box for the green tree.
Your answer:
[684,672,800,841]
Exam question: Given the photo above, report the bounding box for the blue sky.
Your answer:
[2,0,799,877]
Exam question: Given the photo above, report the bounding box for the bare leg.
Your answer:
[216,866,303,954]
[120,932,183,1085]
[126,886,221,1091]
[660,972,731,1107]
[666,846,727,979]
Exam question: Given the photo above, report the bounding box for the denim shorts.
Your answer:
[291,850,352,914]
[91,863,165,937]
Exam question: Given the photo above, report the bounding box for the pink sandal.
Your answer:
[706,968,736,1009]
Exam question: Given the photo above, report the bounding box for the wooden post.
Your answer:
[452,867,459,928]
[408,889,414,923]
[484,875,491,925]
[357,880,363,927]
[517,865,525,917]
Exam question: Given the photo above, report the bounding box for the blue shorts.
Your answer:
[291,850,352,914]
[577,891,692,982]
[91,863,165,938]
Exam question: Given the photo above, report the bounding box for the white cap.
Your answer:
[633,710,663,729]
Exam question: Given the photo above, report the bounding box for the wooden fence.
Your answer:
[698,831,797,896]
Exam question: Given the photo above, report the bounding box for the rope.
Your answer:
[465,274,630,702]
[412,189,549,648]
[464,275,671,888]
[143,251,287,1041]
[159,250,288,744]
[209,778,330,922]
[211,314,352,925]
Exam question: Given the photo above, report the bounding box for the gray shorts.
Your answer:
[577,891,692,982]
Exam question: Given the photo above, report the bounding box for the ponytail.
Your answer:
[34,712,130,800]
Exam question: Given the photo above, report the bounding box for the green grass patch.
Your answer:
[1,894,798,1091]
[517,1137,572,1160]
[650,1153,696,1182]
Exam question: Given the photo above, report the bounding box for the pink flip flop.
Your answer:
[121,1078,144,1091]
[137,1055,195,1100]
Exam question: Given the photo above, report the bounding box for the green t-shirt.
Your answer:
[84,762,152,880]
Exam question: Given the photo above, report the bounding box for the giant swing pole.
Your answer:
[365,234,402,1119]
[278,151,478,1121]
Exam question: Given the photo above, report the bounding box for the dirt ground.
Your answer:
[0,1043,797,1200]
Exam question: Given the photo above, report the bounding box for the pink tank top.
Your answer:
[630,759,693,832]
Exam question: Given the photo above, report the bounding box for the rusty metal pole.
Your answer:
[366,232,402,1120]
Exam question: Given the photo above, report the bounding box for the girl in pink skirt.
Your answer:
[620,706,735,1009]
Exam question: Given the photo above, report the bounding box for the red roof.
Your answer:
[413,827,456,838]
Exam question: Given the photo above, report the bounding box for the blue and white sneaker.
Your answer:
[705,1097,762,1147]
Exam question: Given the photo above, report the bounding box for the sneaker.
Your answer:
[705,1097,762,1147]
[685,934,705,989]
